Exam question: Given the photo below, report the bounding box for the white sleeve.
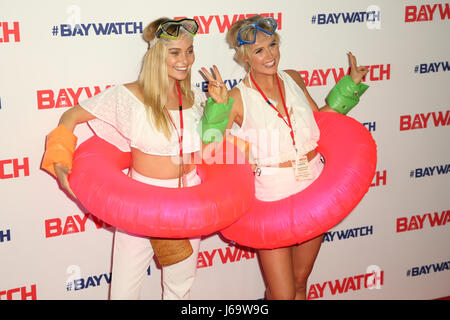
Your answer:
[79,85,132,152]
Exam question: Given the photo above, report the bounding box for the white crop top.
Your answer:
[231,70,320,166]
[78,84,204,156]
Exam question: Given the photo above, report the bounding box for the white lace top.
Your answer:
[230,70,320,166]
[79,85,204,156]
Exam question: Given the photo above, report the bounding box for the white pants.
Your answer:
[110,168,201,300]
[254,154,325,201]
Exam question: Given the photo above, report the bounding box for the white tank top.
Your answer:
[231,70,320,166]
[79,84,204,156]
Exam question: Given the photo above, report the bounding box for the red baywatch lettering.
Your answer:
[400,110,450,131]
[396,210,450,232]
[0,22,20,43]
[37,85,112,109]
[299,64,390,87]
[0,158,29,179]
[405,3,450,22]
[307,271,384,299]
[197,246,256,268]
[174,13,282,34]
[45,213,112,238]
[0,284,36,300]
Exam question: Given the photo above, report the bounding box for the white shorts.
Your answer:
[254,154,325,202]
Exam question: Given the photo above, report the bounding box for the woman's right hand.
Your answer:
[54,163,77,199]
[200,65,229,104]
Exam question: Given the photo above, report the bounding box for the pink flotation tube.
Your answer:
[221,112,377,249]
[68,136,254,238]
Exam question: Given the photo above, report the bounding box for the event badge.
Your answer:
[292,155,312,181]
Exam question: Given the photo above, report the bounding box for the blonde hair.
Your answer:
[226,15,281,71]
[139,17,195,139]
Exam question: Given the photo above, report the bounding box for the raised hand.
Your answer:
[200,65,229,104]
[348,52,369,85]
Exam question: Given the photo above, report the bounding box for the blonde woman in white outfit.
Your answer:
[225,15,369,300]
[41,17,229,299]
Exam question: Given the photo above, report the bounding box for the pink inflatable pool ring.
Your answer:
[68,136,254,238]
[220,112,377,249]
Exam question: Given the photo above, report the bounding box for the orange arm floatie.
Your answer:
[41,125,77,177]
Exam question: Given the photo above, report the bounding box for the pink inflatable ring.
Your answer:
[220,112,377,249]
[68,136,254,238]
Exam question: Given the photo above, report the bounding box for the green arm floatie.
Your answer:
[326,75,369,115]
[200,97,234,143]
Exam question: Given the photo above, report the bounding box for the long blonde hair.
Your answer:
[139,18,195,139]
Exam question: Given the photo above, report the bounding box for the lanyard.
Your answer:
[249,72,298,153]
[165,81,184,187]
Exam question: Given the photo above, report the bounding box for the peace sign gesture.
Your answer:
[348,52,369,85]
[200,65,229,104]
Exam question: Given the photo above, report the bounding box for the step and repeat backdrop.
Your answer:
[1,0,449,300]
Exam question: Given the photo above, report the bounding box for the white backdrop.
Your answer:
[1,0,449,300]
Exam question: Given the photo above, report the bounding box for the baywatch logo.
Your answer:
[0,157,30,179]
[195,78,242,92]
[51,22,143,37]
[54,13,282,37]
[311,9,380,25]
[0,21,20,43]
[307,267,384,299]
[197,245,256,268]
[37,85,112,110]
[406,260,450,277]
[414,61,449,74]
[0,284,37,300]
[396,210,450,233]
[370,170,387,187]
[44,213,113,238]
[298,64,390,87]
[174,12,282,34]
[410,163,450,179]
[0,229,11,243]
[405,3,449,22]
[400,110,449,131]
[66,272,112,292]
[322,225,373,243]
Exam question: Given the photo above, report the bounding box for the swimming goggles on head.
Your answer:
[237,17,278,46]
[156,18,199,39]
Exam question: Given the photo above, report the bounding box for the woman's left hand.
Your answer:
[348,52,369,85]
[200,65,229,104]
